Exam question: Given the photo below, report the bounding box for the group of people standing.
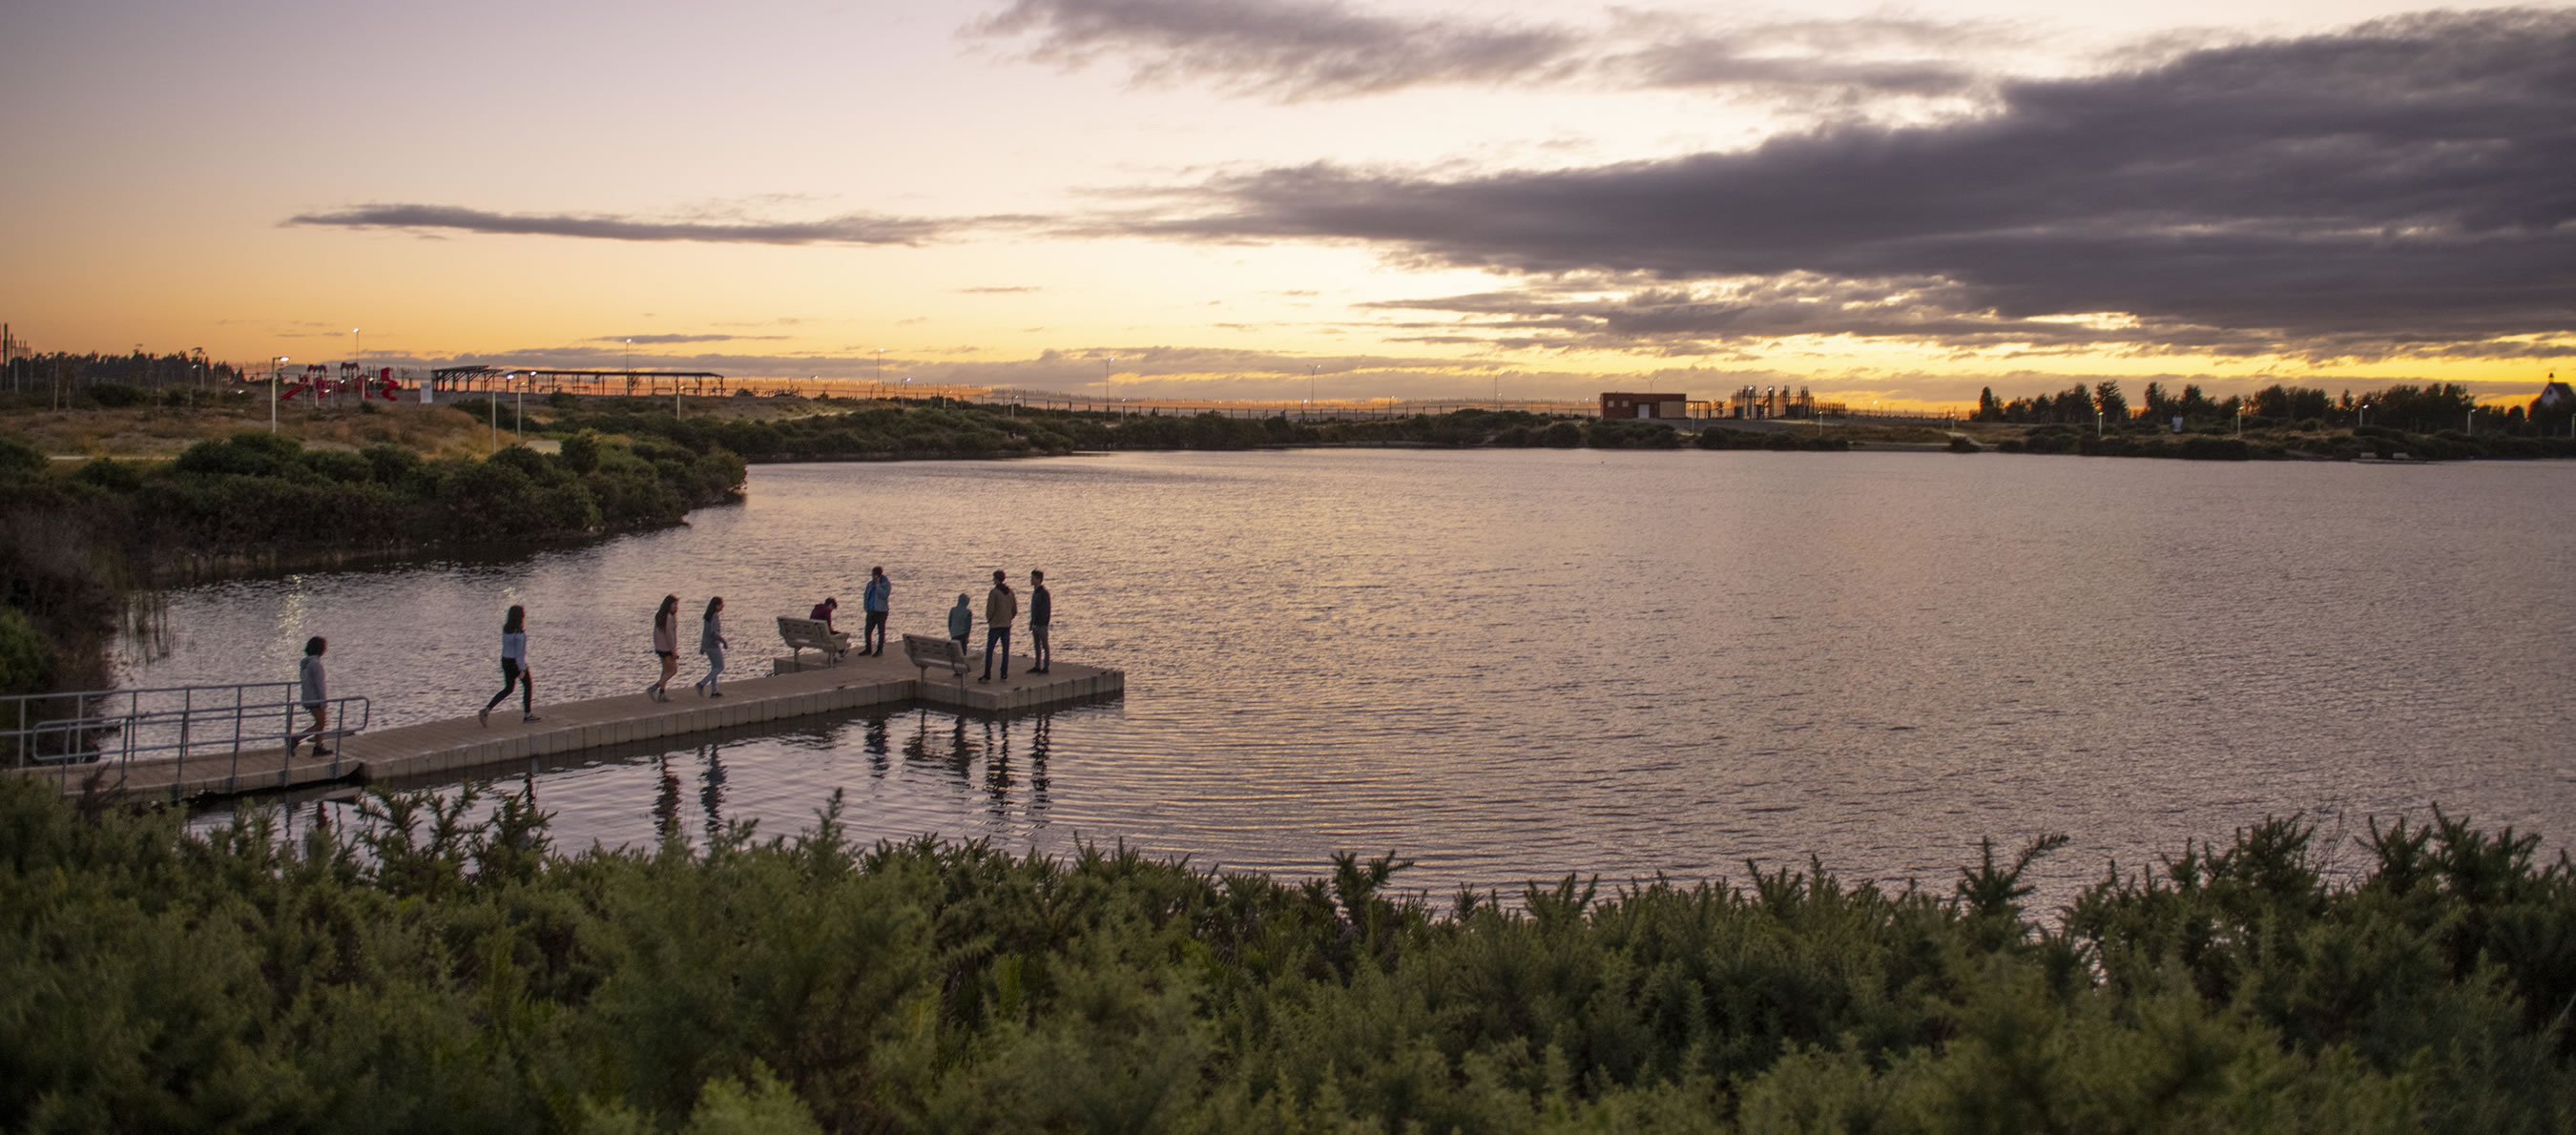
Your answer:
[447,566,1054,733]
[945,569,1051,682]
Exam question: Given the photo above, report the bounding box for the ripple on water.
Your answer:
[162,451,2576,907]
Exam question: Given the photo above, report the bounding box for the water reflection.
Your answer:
[162,452,2576,906]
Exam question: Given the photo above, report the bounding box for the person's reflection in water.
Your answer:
[904,708,932,765]
[864,715,891,774]
[653,755,683,843]
[699,743,727,846]
[984,719,1011,813]
[946,715,973,776]
[1028,712,1051,813]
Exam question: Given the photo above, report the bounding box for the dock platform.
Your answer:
[20,650,1121,802]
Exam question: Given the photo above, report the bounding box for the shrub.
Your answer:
[0,436,46,478]
[0,607,46,695]
[85,382,146,408]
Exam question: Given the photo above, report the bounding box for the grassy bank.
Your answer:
[0,427,741,696]
[3,776,2567,1131]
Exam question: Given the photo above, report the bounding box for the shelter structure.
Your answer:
[1600,391,1688,421]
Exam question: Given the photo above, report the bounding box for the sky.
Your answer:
[3,0,2570,410]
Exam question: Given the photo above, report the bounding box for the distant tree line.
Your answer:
[541,399,1843,459]
[1,349,247,402]
[1973,380,2568,437]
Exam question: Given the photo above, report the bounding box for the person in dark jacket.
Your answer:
[980,569,1017,682]
[1028,569,1052,673]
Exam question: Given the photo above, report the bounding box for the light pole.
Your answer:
[876,348,884,395]
[2358,402,2371,429]
[271,356,287,432]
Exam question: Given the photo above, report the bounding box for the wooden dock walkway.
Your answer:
[20,650,1121,802]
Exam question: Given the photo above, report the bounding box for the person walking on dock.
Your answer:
[694,596,731,696]
[862,567,891,655]
[480,605,538,726]
[649,594,679,702]
[288,636,329,756]
[1028,569,1052,673]
[980,569,1017,683]
[947,592,972,653]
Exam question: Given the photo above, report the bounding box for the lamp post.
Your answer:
[2358,402,2371,429]
[270,356,287,432]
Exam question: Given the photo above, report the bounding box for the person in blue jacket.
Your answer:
[946,592,973,653]
[862,566,892,655]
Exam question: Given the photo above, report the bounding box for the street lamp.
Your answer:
[271,356,287,432]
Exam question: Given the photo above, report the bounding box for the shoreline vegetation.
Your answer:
[5,775,2570,1130]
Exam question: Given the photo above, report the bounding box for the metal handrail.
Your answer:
[4,682,371,795]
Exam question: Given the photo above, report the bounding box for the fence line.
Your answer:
[4,681,370,796]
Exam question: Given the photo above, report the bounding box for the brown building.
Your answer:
[1600,391,1688,420]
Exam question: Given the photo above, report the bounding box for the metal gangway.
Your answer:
[3,681,371,799]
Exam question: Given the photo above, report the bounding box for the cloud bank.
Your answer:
[1118,9,2576,359]
[967,0,2007,107]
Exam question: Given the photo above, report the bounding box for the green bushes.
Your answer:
[6,776,2568,1132]
[125,431,738,555]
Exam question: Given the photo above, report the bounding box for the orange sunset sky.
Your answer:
[3,0,2569,412]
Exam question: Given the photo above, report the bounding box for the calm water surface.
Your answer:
[145,450,2576,904]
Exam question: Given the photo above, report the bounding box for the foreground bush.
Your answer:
[2,775,2570,1132]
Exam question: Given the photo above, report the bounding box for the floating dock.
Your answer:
[21,650,1121,802]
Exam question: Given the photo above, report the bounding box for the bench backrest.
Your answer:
[901,632,969,675]
[777,616,836,645]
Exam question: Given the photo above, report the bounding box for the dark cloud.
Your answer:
[594,334,782,344]
[968,0,2010,107]
[1617,16,2000,100]
[967,0,1581,100]
[284,203,954,245]
[1126,10,2576,359]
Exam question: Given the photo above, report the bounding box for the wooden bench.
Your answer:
[902,632,970,689]
[777,615,850,666]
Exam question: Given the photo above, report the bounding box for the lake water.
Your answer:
[142,449,2576,905]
